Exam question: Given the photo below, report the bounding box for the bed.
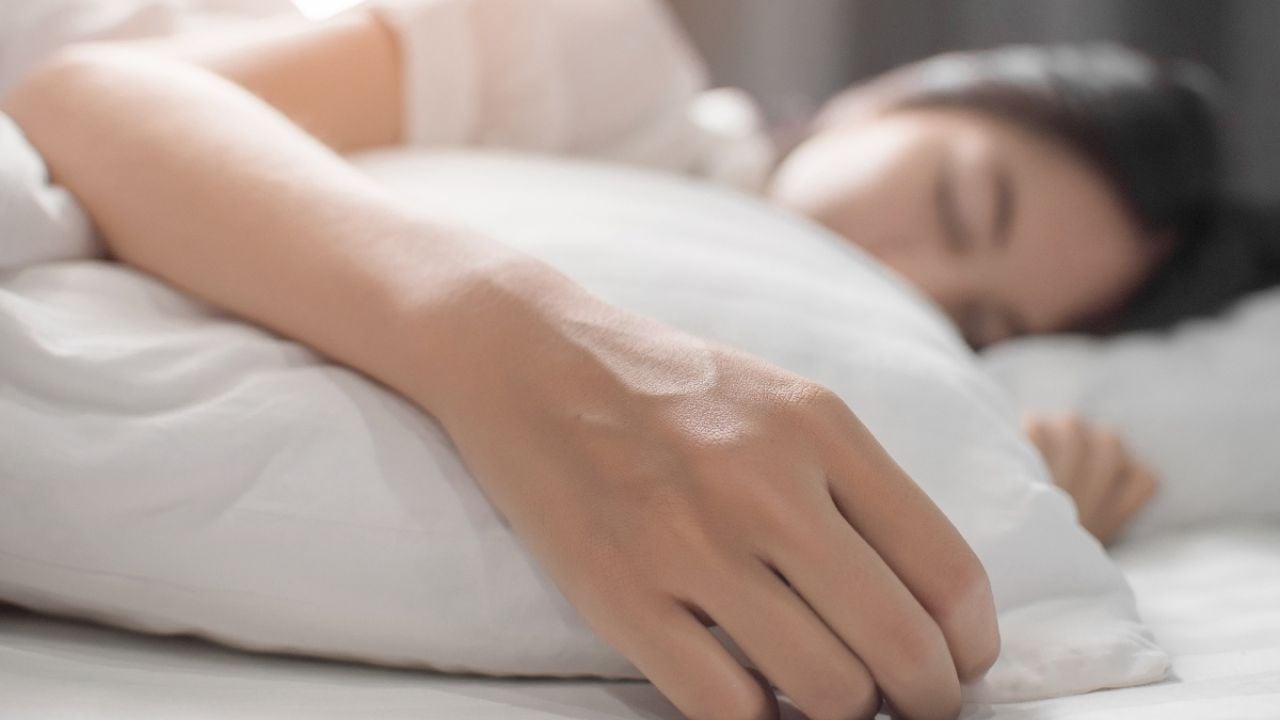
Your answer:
[3,3,1279,717]
[3,145,1277,713]
[4,114,1278,720]
[2,522,1276,719]
[3,137,1279,720]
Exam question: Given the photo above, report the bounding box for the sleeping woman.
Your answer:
[3,2,1277,719]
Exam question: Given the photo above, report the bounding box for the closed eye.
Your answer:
[934,147,972,256]
[991,156,1016,250]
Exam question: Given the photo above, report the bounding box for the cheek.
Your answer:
[867,243,971,314]
[1003,223,1152,331]
[769,128,933,248]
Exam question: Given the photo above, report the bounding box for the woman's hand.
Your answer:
[423,264,1000,720]
[6,45,997,720]
[1024,415,1160,547]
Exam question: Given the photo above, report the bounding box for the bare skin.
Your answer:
[771,108,1172,349]
[1,10,998,720]
[773,100,1170,543]
[1025,415,1161,547]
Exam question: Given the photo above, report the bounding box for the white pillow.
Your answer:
[980,287,1280,538]
[0,151,1168,703]
[0,114,99,269]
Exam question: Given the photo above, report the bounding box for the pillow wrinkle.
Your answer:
[0,152,1169,702]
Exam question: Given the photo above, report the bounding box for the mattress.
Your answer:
[1,523,1277,719]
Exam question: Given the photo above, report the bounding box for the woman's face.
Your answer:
[767,107,1165,347]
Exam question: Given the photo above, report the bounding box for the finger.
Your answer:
[1124,466,1161,510]
[597,597,779,720]
[810,405,1000,685]
[1024,417,1067,488]
[762,502,960,720]
[1022,416,1050,452]
[1085,448,1143,545]
[1044,414,1089,491]
[1092,466,1161,546]
[1072,429,1126,521]
[1025,418,1081,501]
[702,557,881,720]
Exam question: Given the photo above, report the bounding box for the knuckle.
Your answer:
[960,622,1002,682]
[690,458,771,517]
[936,552,993,620]
[687,675,774,720]
[661,504,734,577]
[809,385,849,415]
[784,382,849,423]
[852,686,883,720]
[1054,413,1086,438]
[888,622,950,679]
[687,446,757,487]
[803,672,880,720]
[746,491,823,560]
[678,461,823,570]
[680,442,774,496]
[1133,469,1161,497]
[928,681,964,720]
[1096,430,1124,455]
[568,545,650,609]
[689,463,814,546]
[745,486,802,533]
[877,623,962,720]
[932,554,1001,681]
[784,380,837,409]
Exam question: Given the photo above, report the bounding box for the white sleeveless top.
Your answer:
[0,0,777,269]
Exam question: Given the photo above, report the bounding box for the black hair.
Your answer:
[826,43,1280,333]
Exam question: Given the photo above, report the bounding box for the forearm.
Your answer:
[121,11,405,154]
[1,46,554,414]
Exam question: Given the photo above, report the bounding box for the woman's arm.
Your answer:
[120,11,406,154]
[2,32,998,720]
[2,42,503,407]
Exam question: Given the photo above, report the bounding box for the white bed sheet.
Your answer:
[1,524,1277,719]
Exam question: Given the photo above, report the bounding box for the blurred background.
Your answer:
[666,0,1280,205]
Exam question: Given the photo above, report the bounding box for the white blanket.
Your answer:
[3,523,1276,719]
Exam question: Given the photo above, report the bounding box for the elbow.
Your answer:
[3,43,137,127]
[1,44,162,167]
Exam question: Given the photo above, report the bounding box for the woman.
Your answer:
[2,2,1275,718]
[770,45,1213,548]
[767,45,1277,551]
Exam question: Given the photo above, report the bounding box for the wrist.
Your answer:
[390,239,595,419]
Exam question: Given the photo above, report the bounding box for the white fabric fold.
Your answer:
[0,115,100,269]
[0,151,1171,702]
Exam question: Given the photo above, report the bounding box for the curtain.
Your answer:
[667,0,1280,203]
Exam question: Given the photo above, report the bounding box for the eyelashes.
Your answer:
[934,148,974,256]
